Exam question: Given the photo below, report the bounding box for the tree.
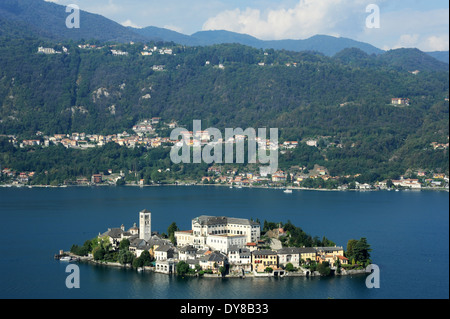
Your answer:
[218,266,226,277]
[133,256,144,268]
[286,173,292,184]
[132,250,152,268]
[140,250,152,266]
[285,263,296,272]
[265,267,273,274]
[119,238,130,251]
[317,261,331,276]
[353,237,372,264]
[167,222,179,245]
[346,239,358,259]
[176,261,190,276]
[335,259,342,274]
[93,246,105,261]
[169,233,176,246]
[118,249,134,265]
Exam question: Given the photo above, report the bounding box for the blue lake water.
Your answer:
[0,186,448,299]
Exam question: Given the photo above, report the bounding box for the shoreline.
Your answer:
[2,182,449,192]
[63,253,368,279]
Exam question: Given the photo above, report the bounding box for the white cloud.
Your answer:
[163,25,184,33]
[391,34,420,50]
[360,8,449,51]
[121,19,142,29]
[423,35,450,52]
[202,0,382,40]
[202,1,449,52]
[385,34,449,52]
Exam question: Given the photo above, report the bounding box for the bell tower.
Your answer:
[139,209,151,241]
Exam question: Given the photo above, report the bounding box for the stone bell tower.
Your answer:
[139,209,151,241]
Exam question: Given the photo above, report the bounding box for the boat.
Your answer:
[283,189,293,194]
[59,256,72,262]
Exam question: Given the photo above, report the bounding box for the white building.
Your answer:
[228,246,252,272]
[392,178,422,189]
[306,140,318,147]
[191,216,260,244]
[38,47,61,54]
[154,245,175,261]
[206,234,247,254]
[175,216,260,253]
[178,245,197,261]
[111,50,128,56]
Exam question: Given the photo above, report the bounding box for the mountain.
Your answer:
[0,3,448,179]
[426,51,449,64]
[261,34,384,56]
[0,0,145,43]
[333,47,449,72]
[377,48,449,72]
[133,27,385,56]
[1,0,446,63]
[127,26,190,44]
[0,39,448,179]
[134,28,449,63]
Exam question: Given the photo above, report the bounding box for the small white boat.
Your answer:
[59,256,72,262]
[284,189,293,193]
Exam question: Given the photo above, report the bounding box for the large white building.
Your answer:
[175,215,260,253]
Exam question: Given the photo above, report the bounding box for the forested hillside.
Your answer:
[0,29,448,181]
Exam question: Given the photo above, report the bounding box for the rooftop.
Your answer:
[193,215,260,226]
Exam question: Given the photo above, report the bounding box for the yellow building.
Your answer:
[315,246,347,267]
[252,250,278,273]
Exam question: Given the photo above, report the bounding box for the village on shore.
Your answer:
[61,209,372,278]
[1,117,448,191]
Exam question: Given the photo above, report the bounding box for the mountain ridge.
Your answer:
[133,27,385,56]
[0,0,447,62]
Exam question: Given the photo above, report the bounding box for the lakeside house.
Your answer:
[276,247,316,268]
[392,178,422,189]
[251,250,278,273]
[228,246,252,272]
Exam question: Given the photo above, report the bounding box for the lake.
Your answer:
[0,186,448,299]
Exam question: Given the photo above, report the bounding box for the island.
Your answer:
[62,209,372,278]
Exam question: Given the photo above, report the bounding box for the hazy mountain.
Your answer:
[426,51,450,64]
[0,0,145,43]
[128,26,188,44]
[133,27,385,56]
[134,28,448,63]
[332,47,449,72]
[1,0,447,63]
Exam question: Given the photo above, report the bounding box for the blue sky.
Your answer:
[46,0,449,51]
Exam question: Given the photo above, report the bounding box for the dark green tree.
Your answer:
[176,261,190,276]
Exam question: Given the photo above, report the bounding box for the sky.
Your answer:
[45,0,449,51]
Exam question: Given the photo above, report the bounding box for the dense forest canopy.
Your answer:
[0,33,448,182]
